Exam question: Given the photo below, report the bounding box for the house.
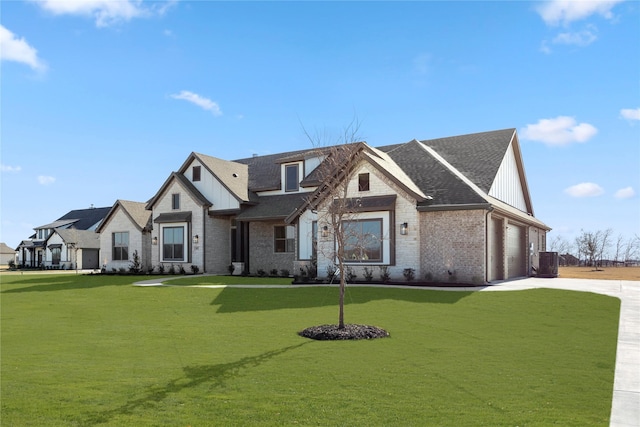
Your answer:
[43,228,101,270]
[146,128,550,283]
[16,206,110,268]
[96,200,153,272]
[0,243,16,266]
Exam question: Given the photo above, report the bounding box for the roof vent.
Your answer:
[232,173,238,178]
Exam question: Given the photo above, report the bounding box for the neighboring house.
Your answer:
[560,253,579,266]
[96,200,153,272]
[146,128,550,283]
[0,243,16,266]
[16,206,110,268]
[44,228,101,270]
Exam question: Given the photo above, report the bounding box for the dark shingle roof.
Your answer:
[420,128,515,193]
[379,140,486,207]
[53,229,100,249]
[235,193,309,221]
[54,207,111,230]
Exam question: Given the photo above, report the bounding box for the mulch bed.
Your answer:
[299,324,390,340]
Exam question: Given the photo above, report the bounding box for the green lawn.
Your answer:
[1,273,619,426]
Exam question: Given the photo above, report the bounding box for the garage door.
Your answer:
[82,249,99,269]
[506,224,526,279]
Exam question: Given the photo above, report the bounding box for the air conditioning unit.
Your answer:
[538,252,559,278]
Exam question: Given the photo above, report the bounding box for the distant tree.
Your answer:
[576,228,613,269]
[549,235,570,254]
[623,235,640,266]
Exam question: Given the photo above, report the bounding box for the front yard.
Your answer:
[1,273,620,426]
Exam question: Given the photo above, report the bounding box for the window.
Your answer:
[274,225,295,253]
[343,219,382,262]
[51,247,61,265]
[285,164,299,192]
[192,166,201,182]
[172,193,180,210]
[358,173,370,191]
[113,232,129,261]
[163,227,184,261]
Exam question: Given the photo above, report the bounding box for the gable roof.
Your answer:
[96,200,152,233]
[47,229,100,249]
[0,242,15,254]
[181,152,251,203]
[35,207,111,231]
[146,172,212,210]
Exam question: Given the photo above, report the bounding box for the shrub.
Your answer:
[363,267,374,282]
[8,259,16,269]
[227,264,235,275]
[326,264,337,279]
[346,267,357,282]
[379,266,390,283]
[403,268,415,282]
[147,265,155,274]
[191,265,200,274]
[257,269,266,277]
[280,269,290,278]
[118,267,127,274]
[129,250,141,274]
[424,272,433,282]
[158,264,165,274]
[168,264,176,275]
[270,269,279,277]
[179,265,186,275]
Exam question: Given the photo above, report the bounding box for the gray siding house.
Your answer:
[145,128,550,283]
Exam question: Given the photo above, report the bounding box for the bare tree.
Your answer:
[576,228,613,269]
[613,234,625,266]
[549,235,570,254]
[302,120,367,329]
[623,235,640,266]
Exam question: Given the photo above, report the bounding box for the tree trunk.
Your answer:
[339,272,345,329]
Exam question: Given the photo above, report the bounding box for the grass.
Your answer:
[1,272,620,426]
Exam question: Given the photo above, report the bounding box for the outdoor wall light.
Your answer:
[322,225,329,238]
[152,237,158,245]
[193,235,199,244]
[400,222,408,235]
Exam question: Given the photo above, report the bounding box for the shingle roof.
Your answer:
[53,229,100,249]
[146,172,212,210]
[235,193,309,221]
[379,140,487,207]
[36,207,111,231]
[419,128,515,193]
[96,200,152,233]
[191,153,251,202]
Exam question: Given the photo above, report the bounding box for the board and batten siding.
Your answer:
[489,142,527,212]
[186,159,241,210]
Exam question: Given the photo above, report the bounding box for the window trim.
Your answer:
[284,164,299,192]
[358,173,370,192]
[342,219,383,262]
[192,166,201,182]
[112,231,129,261]
[161,225,186,262]
[274,225,295,253]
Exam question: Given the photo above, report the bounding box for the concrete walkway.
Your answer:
[135,276,639,426]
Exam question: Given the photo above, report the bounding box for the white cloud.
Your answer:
[31,0,177,27]
[1,164,22,173]
[520,116,597,146]
[552,28,598,46]
[564,182,605,197]
[171,90,222,116]
[0,25,47,71]
[37,175,56,185]
[620,108,640,121]
[614,186,635,199]
[536,0,624,26]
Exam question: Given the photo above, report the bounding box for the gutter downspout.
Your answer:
[485,206,494,284]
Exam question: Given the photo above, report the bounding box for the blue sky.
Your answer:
[1,0,639,251]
